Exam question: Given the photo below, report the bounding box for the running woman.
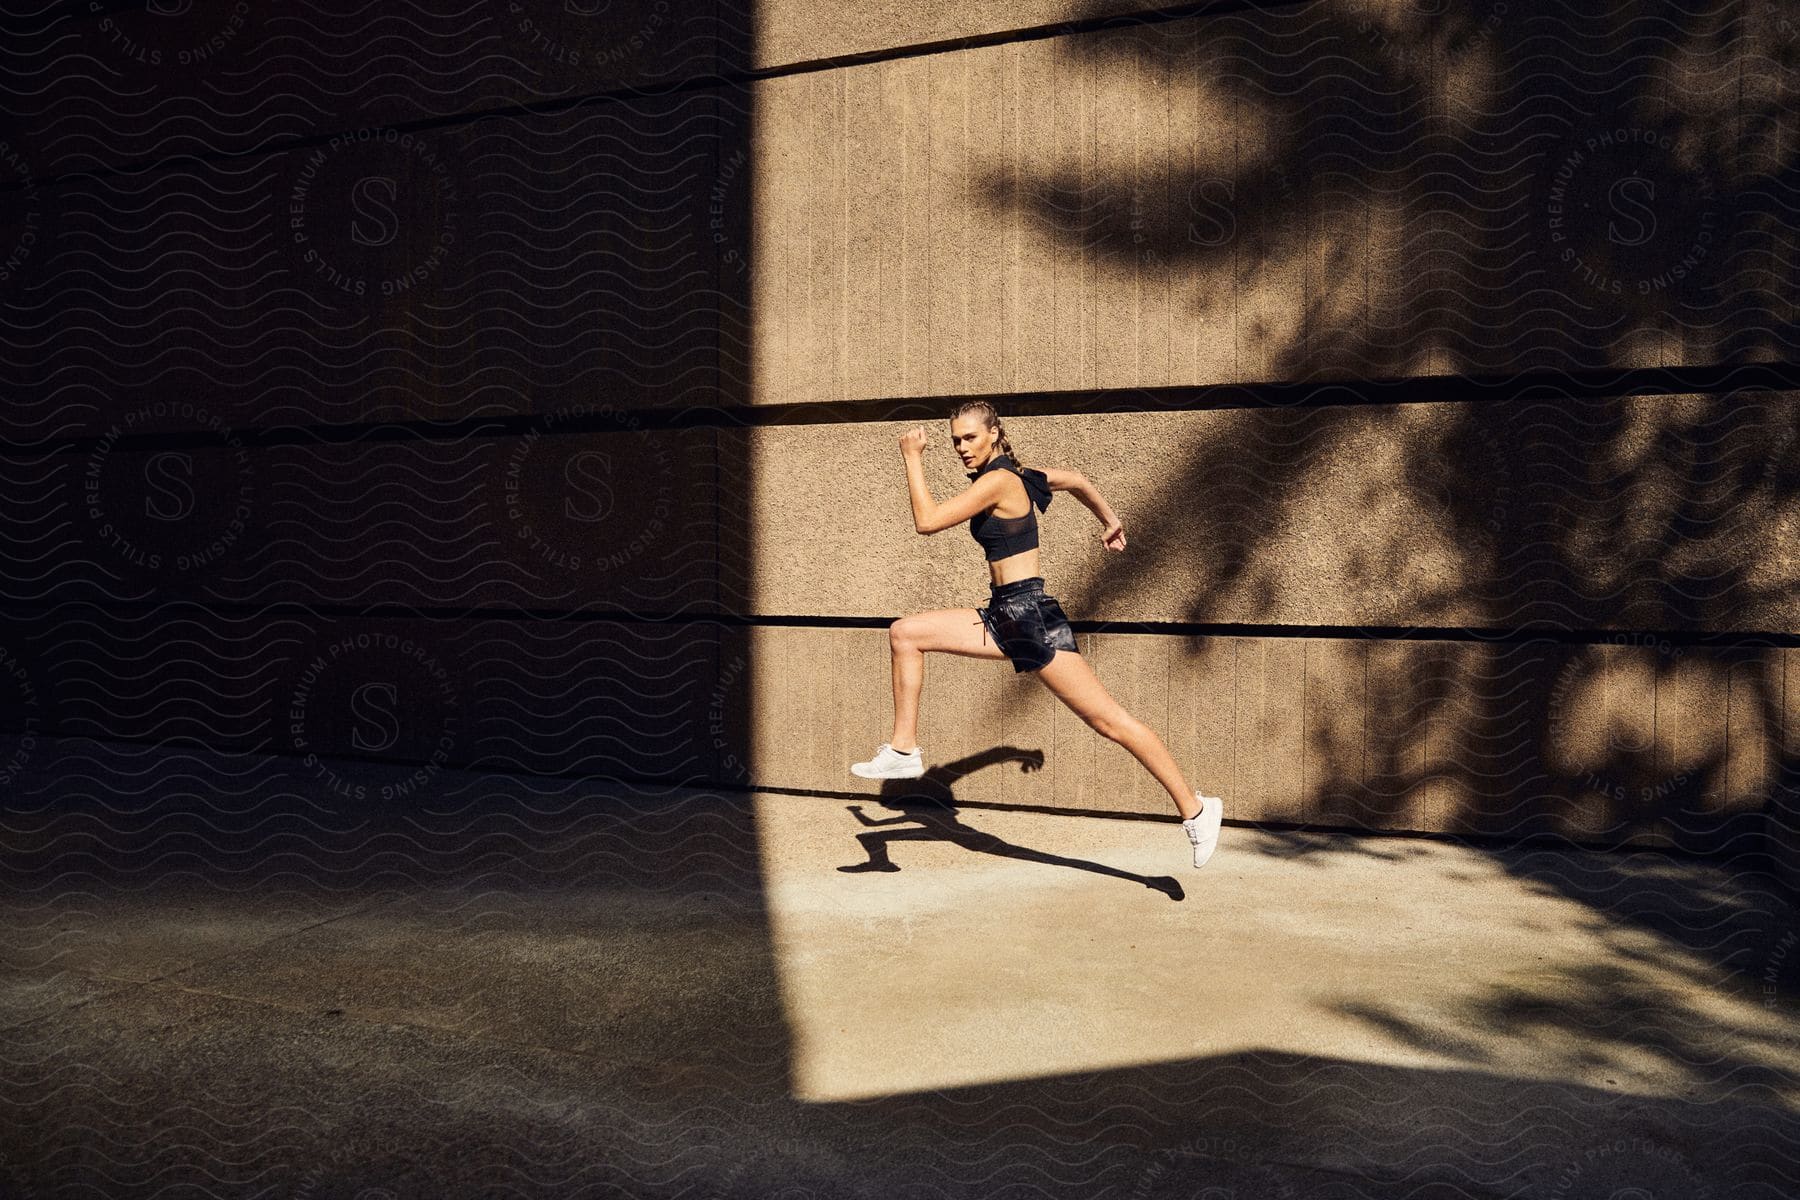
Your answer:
[850,401,1224,868]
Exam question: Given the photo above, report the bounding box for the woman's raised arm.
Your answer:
[1039,465,1126,552]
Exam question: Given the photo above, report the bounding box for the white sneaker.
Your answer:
[850,742,924,779]
[1182,792,1223,868]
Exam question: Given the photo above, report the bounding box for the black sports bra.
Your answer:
[966,454,1053,562]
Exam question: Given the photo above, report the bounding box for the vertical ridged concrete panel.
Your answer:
[746,2,1800,401]
[1778,650,1800,893]
[1088,632,1170,812]
[753,0,1176,69]
[0,1,725,173]
[747,624,1784,855]
[1303,638,1367,825]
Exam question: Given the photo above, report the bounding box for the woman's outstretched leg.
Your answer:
[1033,648,1206,820]
[1036,648,1222,866]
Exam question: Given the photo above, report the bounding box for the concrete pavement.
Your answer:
[2,735,1797,1198]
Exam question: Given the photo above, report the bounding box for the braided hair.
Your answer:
[948,399,1023,467]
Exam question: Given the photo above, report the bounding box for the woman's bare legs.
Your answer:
[1034,648,1204,820]
[885,608,1009,751]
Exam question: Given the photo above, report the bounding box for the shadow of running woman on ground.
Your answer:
[839,746,1184,901]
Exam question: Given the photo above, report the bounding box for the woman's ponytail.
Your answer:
[998,426,1019,466]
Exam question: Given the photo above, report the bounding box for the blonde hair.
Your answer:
[948,399,1022,467]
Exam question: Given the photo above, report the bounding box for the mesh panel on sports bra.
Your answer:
[970,507,1038,561]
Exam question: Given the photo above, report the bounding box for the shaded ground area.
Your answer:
[2,736,1797,1198]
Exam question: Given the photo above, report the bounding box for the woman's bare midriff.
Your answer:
[988,546,1040,586]
[984,475,1039,585]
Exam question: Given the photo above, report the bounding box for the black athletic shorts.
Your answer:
[975,576,1079,673]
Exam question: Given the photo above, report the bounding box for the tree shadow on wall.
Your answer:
[1004,0,1798,614]
[979,0,1800,660]
[979,0,1800,635]
[973,0,1800,1067]
[987,0,1795,380]
[979,2,1800,834]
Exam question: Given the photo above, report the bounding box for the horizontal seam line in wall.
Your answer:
[6,362,1798,457]
[4,733,1760,864]
[3,601,1797,648]
[2,0,1293,197]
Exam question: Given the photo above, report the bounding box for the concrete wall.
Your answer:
[0,4,753,799]
[2,0,1797,886]
[736,0,1799,884]
[753,0,1160,67]
[734,0,1800,887]
[738,397,1800,630]
[745,1,1796,398]
[739,622,1792,853]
